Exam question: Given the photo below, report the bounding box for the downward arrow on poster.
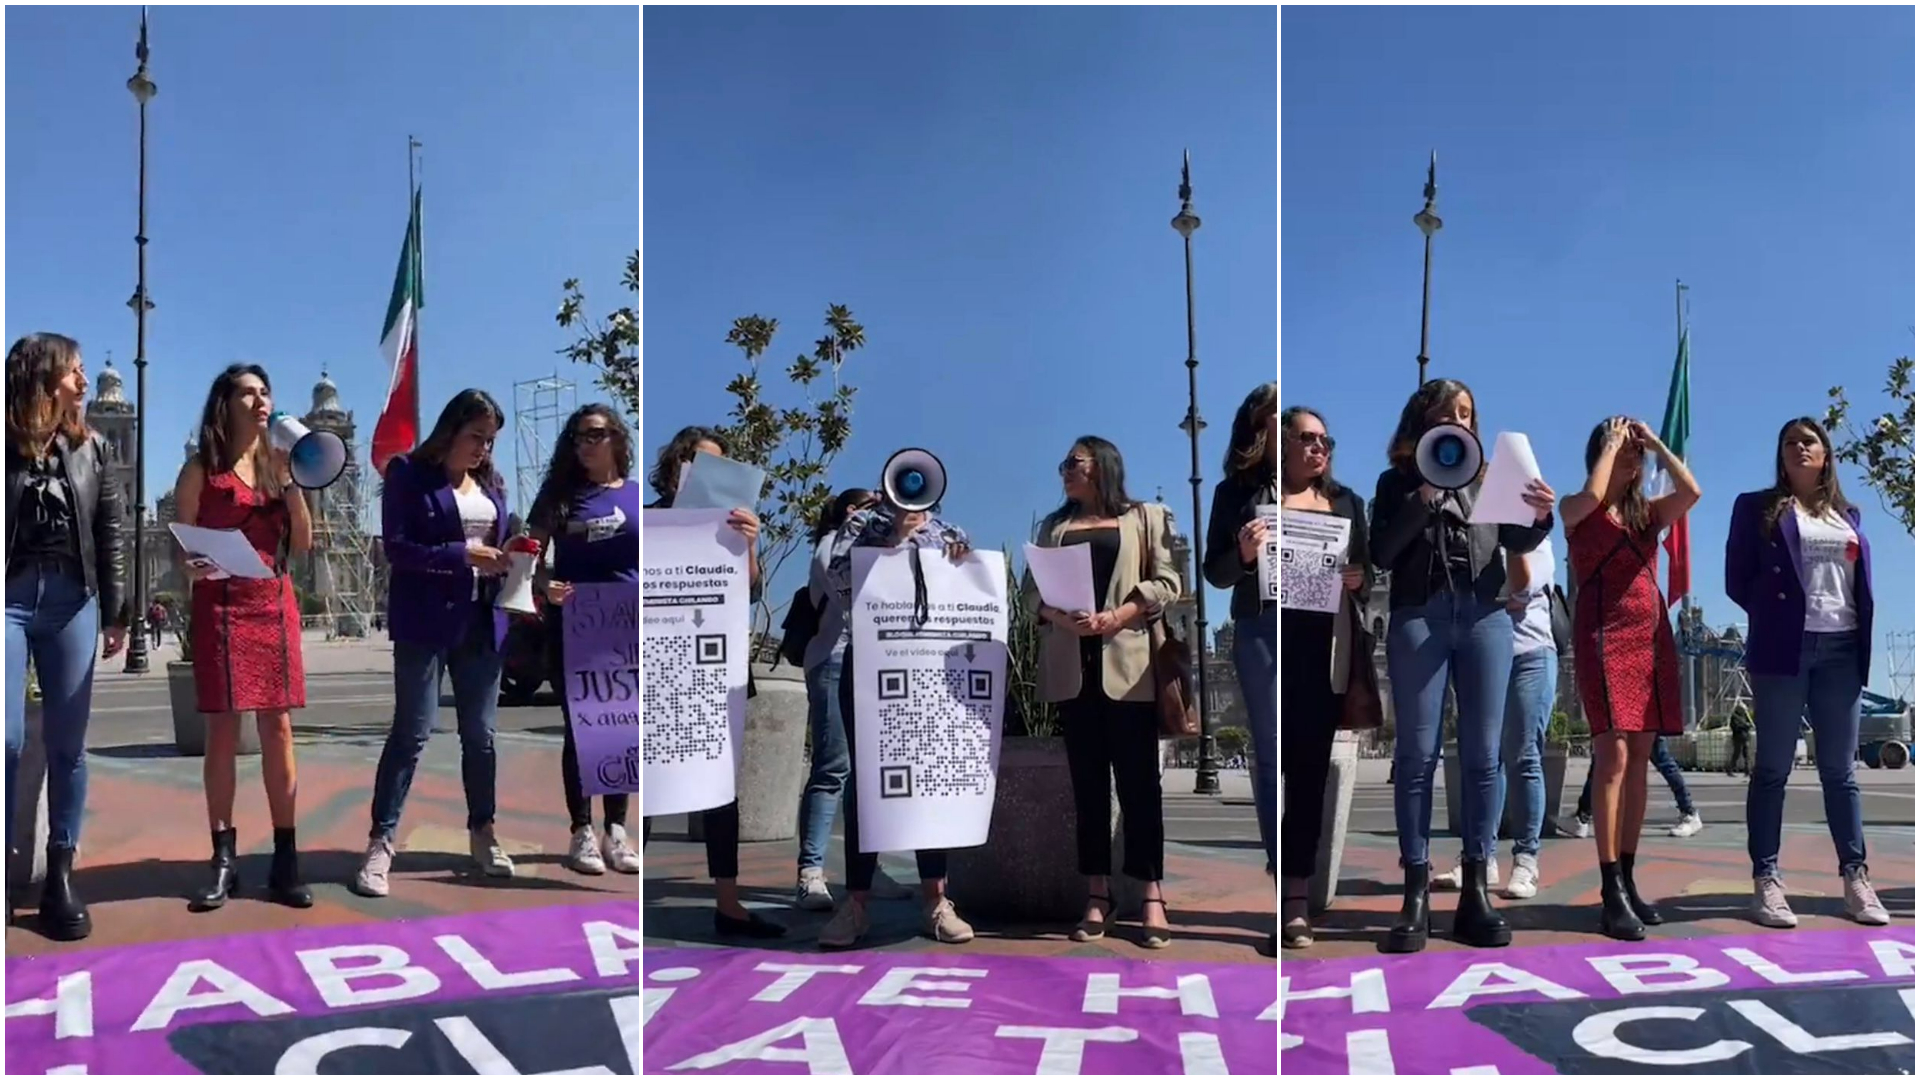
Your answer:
[693,608,705,628]
[965,643,976,662]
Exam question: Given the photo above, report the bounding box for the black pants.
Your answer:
[641,802,740,880]
[1729,732,1751,773]
[1060,659,1164,881]
[554,634,632,831]
[1279,609,1339,880]
[839,644,947,892]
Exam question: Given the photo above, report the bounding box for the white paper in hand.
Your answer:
[1023,542,1098,615]
[1468,432,1546,527]
[168,524,275,580]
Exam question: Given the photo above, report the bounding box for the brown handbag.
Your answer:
[1136,506,1201,738]
[1338,595,1385,731]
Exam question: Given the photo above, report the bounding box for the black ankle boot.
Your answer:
[1599,861,1646,941]
[38,845,91,941]
[1619,852,1663,925]
[191,828,241,912]
[1385,863,1432,953]
[268,827,314,909]
[1452,857,1512,947]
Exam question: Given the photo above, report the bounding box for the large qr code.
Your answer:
[873,667,996,800]
[1278,546,1340,612]
[643,631,731,766]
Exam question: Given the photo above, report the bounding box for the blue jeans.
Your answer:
[1388,591,1513,866]
[369,609,503,840]
[797,654,851,871]
[1235,613,1278,877]
[1497,648,1558,859]
[5,568,98,852]
[1575,736,1694,818]
[1749,631,1866,879]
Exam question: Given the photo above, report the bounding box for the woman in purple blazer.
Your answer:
[1724,417,1888,930]
[353,390,516,899]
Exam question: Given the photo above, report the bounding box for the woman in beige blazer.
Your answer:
[1020,436,1183,948]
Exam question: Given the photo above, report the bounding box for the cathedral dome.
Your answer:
[312,368,344,415]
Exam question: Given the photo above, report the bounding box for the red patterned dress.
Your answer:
[190,470,307,714]
[1568,509,1681,735]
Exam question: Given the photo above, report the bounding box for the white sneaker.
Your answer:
[1843,866,1891,926]
[602,824,639,874]
[1668,813,1704,838]
[1564,814,1593,839]
[1431,856,1496,891]
[795,867,835,911]
[354,838,395,898]
[1505,855,1540,900]
[1431,863,1462,890]
[567,826,606,875]
[1753,876,1799,928]
[470,826,516,878]
[870,865,915,900]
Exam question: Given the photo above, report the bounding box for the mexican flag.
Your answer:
[370,186,424,477]
[1652,328,1690,605]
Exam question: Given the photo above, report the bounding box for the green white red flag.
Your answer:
[1653,328,1690,605]
[371,186,424,477]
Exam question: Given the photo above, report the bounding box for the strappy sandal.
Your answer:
[1283,885,1314,949]
[1140,898,1173,950]
[1070,892,1114,942]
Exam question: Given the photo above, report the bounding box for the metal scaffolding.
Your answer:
[515,374,577,514]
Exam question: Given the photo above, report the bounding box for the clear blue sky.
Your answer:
[644,6,1276,631]
[6,5,638,510]
[1283,6,1915,694]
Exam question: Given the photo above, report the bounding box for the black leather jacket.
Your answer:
[6,432,130,627]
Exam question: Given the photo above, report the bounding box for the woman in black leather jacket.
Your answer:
[4,333,129,941]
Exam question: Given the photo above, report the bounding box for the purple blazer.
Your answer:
[381,453,510,652]
[1724,490,1873,684]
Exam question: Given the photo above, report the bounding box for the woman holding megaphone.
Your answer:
[1373,378,1555,953]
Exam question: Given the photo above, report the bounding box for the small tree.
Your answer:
[1825,355,1914,534]
[555,251,639,420]
[1003,548,1057,738]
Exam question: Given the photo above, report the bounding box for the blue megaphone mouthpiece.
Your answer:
[898,470,926,498]
[1436,439,1464,468]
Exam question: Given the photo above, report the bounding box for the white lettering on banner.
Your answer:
[610,993,641,1075]
[5,971,94,1039]
[585,921,642,978]
[434,935,579,991]
[129,961,295,1032]
[1449,1067,1501,1074]
[1427,964,1585,1010]
[1083,973,1218,1018]
[1723,947,1866,985]
[275,1028,412,1073]
[1280,1029,1302,1052]
[994,1026,1136,1075]
[857,968,988,1009]
[1346,1028,1396,1074]
[666,1017,852,1075]
[1587,954,1732,996]
[1870,938,1916,978]
[1573,1006,1750,1066]
[750,963,865,1003]
[1178,1031,1228,1074]
[643,987,675,1028]
[1903,988,1915,1018]
[1727,998,1913,1054]
[1279,970,1389,1018]
[296,945,442,1008]
[46,1067,88,1075]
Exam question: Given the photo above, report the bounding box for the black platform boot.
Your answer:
[268,827,314,909]
[1619,852,1663,925]
[1599,861,1647,941]
[1384,862,1432,954]
[191,828,241,912]
[38,845,91,941]
[1452,857,1512,947]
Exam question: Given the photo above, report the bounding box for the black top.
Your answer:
[1062,526,1122,667]
[17,453,81,571]
[1425,496,1476,596]
[1207,475,1372,621]
[1369,466,1552,611]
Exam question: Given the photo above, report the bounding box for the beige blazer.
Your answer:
[1019,503,1184,703]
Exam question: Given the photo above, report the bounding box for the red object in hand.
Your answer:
[507,535,542,556]
[1846,539,1861,563]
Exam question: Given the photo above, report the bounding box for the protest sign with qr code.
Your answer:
[641,508,750,816]
[1279,509,1351,615]
[1255,503,1279,603]
[850,546,1008,853]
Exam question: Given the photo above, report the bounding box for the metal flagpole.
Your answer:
[1675,279,1695,729]
[409,136,423,444]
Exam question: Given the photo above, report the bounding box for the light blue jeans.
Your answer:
[5,567,98,852]
[1749,631,1866,879]
[1495,648,1558,860]
[797,653,851,871]
[1235,613,1278,877]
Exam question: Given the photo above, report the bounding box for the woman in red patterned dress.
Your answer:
[1563,416,1699,941]
[174,364,313,912]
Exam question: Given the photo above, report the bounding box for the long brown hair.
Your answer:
[1387,378,1481,477]
[1584,417,1652,537]
[6,333,90,458]
[1281,405,1334,495]
[529,403,634,534]
[648,425,728,504]
[195,363,283,500]
[415,389,508,494]
[1763,417,1850,538]
[1225,381,1278,485]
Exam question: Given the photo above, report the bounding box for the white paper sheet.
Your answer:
[1468,432,1546,526]
[676,453,766,513]
[1022,542,1097,615]
[641,508,751,817]
[1255,504,1279,603]
[167,523,275,580]
[1278,510,1350,614]
[851,546,1008,853]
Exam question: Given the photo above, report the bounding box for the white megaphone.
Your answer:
[268,411,348,489]
[496,535,541,615]
[1414,423,1483,492]
[881,448,946,512]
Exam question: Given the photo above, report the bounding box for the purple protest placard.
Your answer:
[1282,927,1915,1075]
[567,580,641,795]
[6,900,638,1075]
[643,947,1275,1074]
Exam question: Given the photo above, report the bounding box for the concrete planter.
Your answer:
[690,662,806,844]
[948,735,1120,923]
[168,662,260,758]
[1308,733,1358,915]
[1445,745,1571,841]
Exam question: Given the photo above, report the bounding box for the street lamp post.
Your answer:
[1413,150,1442,388]
[1171,150,1217,797]
[123,8,157,674]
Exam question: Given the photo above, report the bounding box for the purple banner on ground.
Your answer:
[643,946,1275,1074]
[567,580,641,795]
[6,900,638,1075]
[1282,927,1916,1075]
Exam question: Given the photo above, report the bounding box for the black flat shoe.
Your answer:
[716,909,788,938]
[1619,852,1663,926]
[1384,863,1432,954]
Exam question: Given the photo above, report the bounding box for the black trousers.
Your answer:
[1060,659,1164,881]
[642,803,739,880]
[1279,609,1339,880]
[554,632,632,831]
[839,644,948,892]
[1729,731,1752,772]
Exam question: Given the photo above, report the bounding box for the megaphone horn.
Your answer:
[882,448,947,513]
[1414,423,1483,492]
[269,411,349,490]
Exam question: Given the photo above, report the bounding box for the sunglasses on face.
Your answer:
[577,428,612,445]
[1291,432,1334,451]
[1059,456,1092,474]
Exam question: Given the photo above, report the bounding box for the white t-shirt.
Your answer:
[1504,538,1558,657]
[454,485,499,601]
[1795,505,1858,633]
